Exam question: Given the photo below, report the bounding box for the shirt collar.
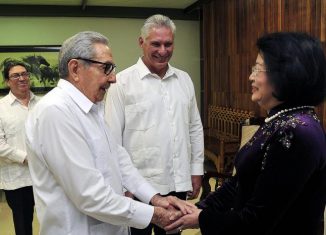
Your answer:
[8,90,36,105]
[57,79,97,114]
[136,57,177,80]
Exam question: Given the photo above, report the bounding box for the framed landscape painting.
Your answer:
[0,46,61,94]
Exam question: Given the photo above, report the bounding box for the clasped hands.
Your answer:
[150,194,202,233]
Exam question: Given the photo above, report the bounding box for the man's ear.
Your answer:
[139,37,144,48]
[5,79,10,87]
[67,59,80,82]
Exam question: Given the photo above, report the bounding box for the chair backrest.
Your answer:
[232,117,265,176]
[207,105,254,140]
[239,117,265,148]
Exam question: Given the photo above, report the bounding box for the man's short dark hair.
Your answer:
[2,58,28,80]
[257,32,326,106]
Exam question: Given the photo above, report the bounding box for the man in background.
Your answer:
[105,14,204,235]
[25,31,193,235]
[0,58,39,235]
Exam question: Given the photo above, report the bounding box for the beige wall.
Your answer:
[0,17,201,106]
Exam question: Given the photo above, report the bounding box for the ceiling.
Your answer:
[0,0,198,9]
[0,0,202,20]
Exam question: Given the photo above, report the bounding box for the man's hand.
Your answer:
[164,207,202,232]
[150,194,169,208]
[124,191,134,199]
[187,175,202,200]
[150,194,196,215]
[151,206,182,229]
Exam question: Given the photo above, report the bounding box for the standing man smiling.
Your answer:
[0,59,39,235]
[105,15,204,235]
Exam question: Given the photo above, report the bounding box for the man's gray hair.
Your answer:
[141,14,176,40]
[58,31,109,79]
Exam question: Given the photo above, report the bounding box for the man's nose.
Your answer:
[18,75,27,81]
[108,73,116,83]
[158,45,167,54]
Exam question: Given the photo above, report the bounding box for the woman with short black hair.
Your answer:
[165,32,326,235]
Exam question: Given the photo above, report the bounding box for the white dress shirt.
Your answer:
[0,91,39,190]
[25,79,157,235]
[105,58,204,194]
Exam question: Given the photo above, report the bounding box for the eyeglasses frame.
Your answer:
[74,57,116,76]
[250,65,269,77]
[8,71,30,80]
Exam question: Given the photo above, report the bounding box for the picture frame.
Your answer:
[0,45,61,95]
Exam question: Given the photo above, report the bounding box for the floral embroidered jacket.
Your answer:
[198,103,326,235]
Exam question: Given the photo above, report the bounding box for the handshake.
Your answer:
[149,194,202,233]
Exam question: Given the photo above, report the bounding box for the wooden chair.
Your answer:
[204,106,254,180]
[200,115,264,200]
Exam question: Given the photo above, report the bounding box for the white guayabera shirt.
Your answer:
[0,91,39,190]
[25,79,157,235]
[105,58,204,195]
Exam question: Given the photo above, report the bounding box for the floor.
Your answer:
[0,179,217,235]
[1,180,325,235]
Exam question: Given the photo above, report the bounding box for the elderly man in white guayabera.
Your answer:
[25,31,195,235]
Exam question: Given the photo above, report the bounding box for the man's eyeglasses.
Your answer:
[8,72,30,80]
[251,65,268,77]
[75,57,116,76]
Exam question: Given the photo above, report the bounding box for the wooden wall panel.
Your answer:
[202,0,326,129]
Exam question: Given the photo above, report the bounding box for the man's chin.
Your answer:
[156,60,169,65]
[95,95,105,103]
[18,87,30,92]
[154,61,169,69]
